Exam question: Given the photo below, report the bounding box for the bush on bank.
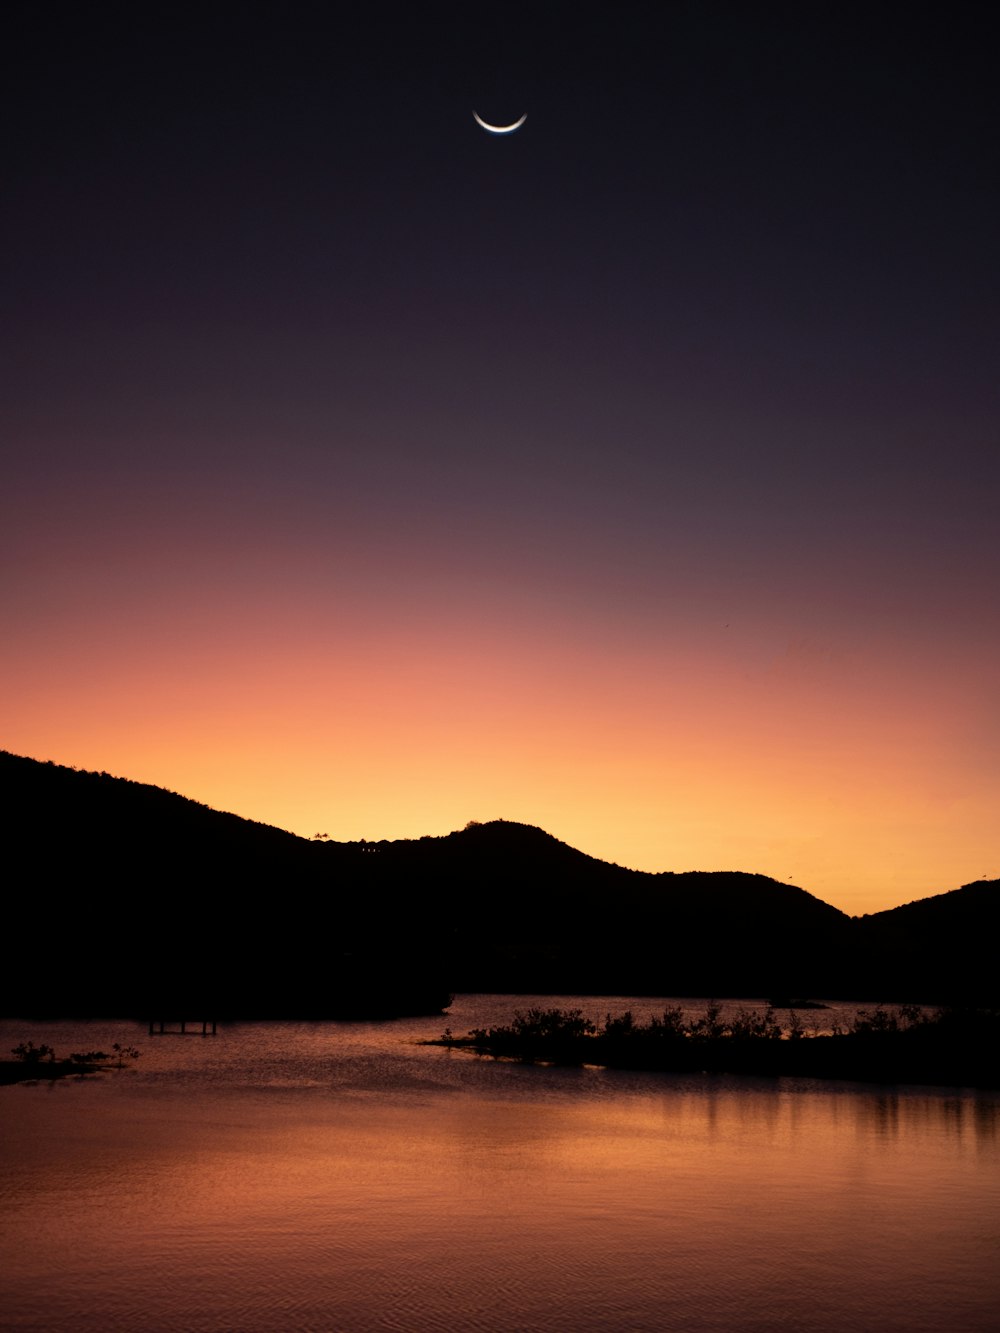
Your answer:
[436,1004,1000,1088]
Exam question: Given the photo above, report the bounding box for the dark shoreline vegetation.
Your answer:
[432,1004,1000,1089]
[0,1041,141,1085]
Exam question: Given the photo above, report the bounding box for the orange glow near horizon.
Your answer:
[4,559,996,917]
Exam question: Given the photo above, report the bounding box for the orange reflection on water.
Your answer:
[3,1074,998,1332]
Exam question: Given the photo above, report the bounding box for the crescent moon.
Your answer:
[473,111,527,135]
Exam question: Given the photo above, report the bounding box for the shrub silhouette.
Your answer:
[438,1003,1000,1087]
[11,1041,56,1064]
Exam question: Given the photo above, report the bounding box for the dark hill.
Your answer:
[0,751,444,1018]
[1,749,309,865]
[855,881,1000,1004]
[314,817,854,994]
[2,751,995,1012]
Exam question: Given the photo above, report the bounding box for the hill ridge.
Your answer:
[2,750,996,1010]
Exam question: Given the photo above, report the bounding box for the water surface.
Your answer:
[2,997,998,1331]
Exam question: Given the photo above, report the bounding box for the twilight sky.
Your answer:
[3,2,997,913]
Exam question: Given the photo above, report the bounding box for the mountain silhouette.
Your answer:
[2,751,995,1015]
[854,882,1000,1004]
[348,818,854,995]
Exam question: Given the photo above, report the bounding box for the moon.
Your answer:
[473,111,527,135]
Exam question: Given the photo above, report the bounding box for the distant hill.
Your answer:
[0,751,445,1018]
[855,882,1000,1004]
[2,751,996,1014]
[349,818,855,996]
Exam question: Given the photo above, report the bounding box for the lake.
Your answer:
[2,996,998,1331]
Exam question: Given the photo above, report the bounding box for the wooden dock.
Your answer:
[148,1019,217,1035]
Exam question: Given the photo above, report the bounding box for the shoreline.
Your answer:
[430,1004,1000,1091]
[0,1059,103,1086]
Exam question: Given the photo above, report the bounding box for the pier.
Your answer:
[148,1019,217,1035]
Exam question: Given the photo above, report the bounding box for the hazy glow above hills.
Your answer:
[4,434,996,916]
[4,599,994,919]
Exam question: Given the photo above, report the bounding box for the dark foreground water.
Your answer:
[1,997,998,1332]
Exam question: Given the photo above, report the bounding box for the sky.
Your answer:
[3,1,998,915]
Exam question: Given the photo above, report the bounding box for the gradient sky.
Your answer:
[3,2,997,914]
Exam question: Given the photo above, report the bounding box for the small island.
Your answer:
[432,1003,1000,1090]
[1,1041,141,1085]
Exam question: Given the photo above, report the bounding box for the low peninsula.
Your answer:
[432,1004,1000,1090]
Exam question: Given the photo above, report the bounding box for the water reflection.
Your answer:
[1,1007,999,1333]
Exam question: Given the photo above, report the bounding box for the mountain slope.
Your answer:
[855,882,1000,1003]
[344,818,854,994]
[2,752,995,1010]
[0,751,440,1016]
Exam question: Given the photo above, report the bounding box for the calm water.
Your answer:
[2,996,998,1332]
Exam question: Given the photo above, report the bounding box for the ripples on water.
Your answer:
[1,996,998,1332]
